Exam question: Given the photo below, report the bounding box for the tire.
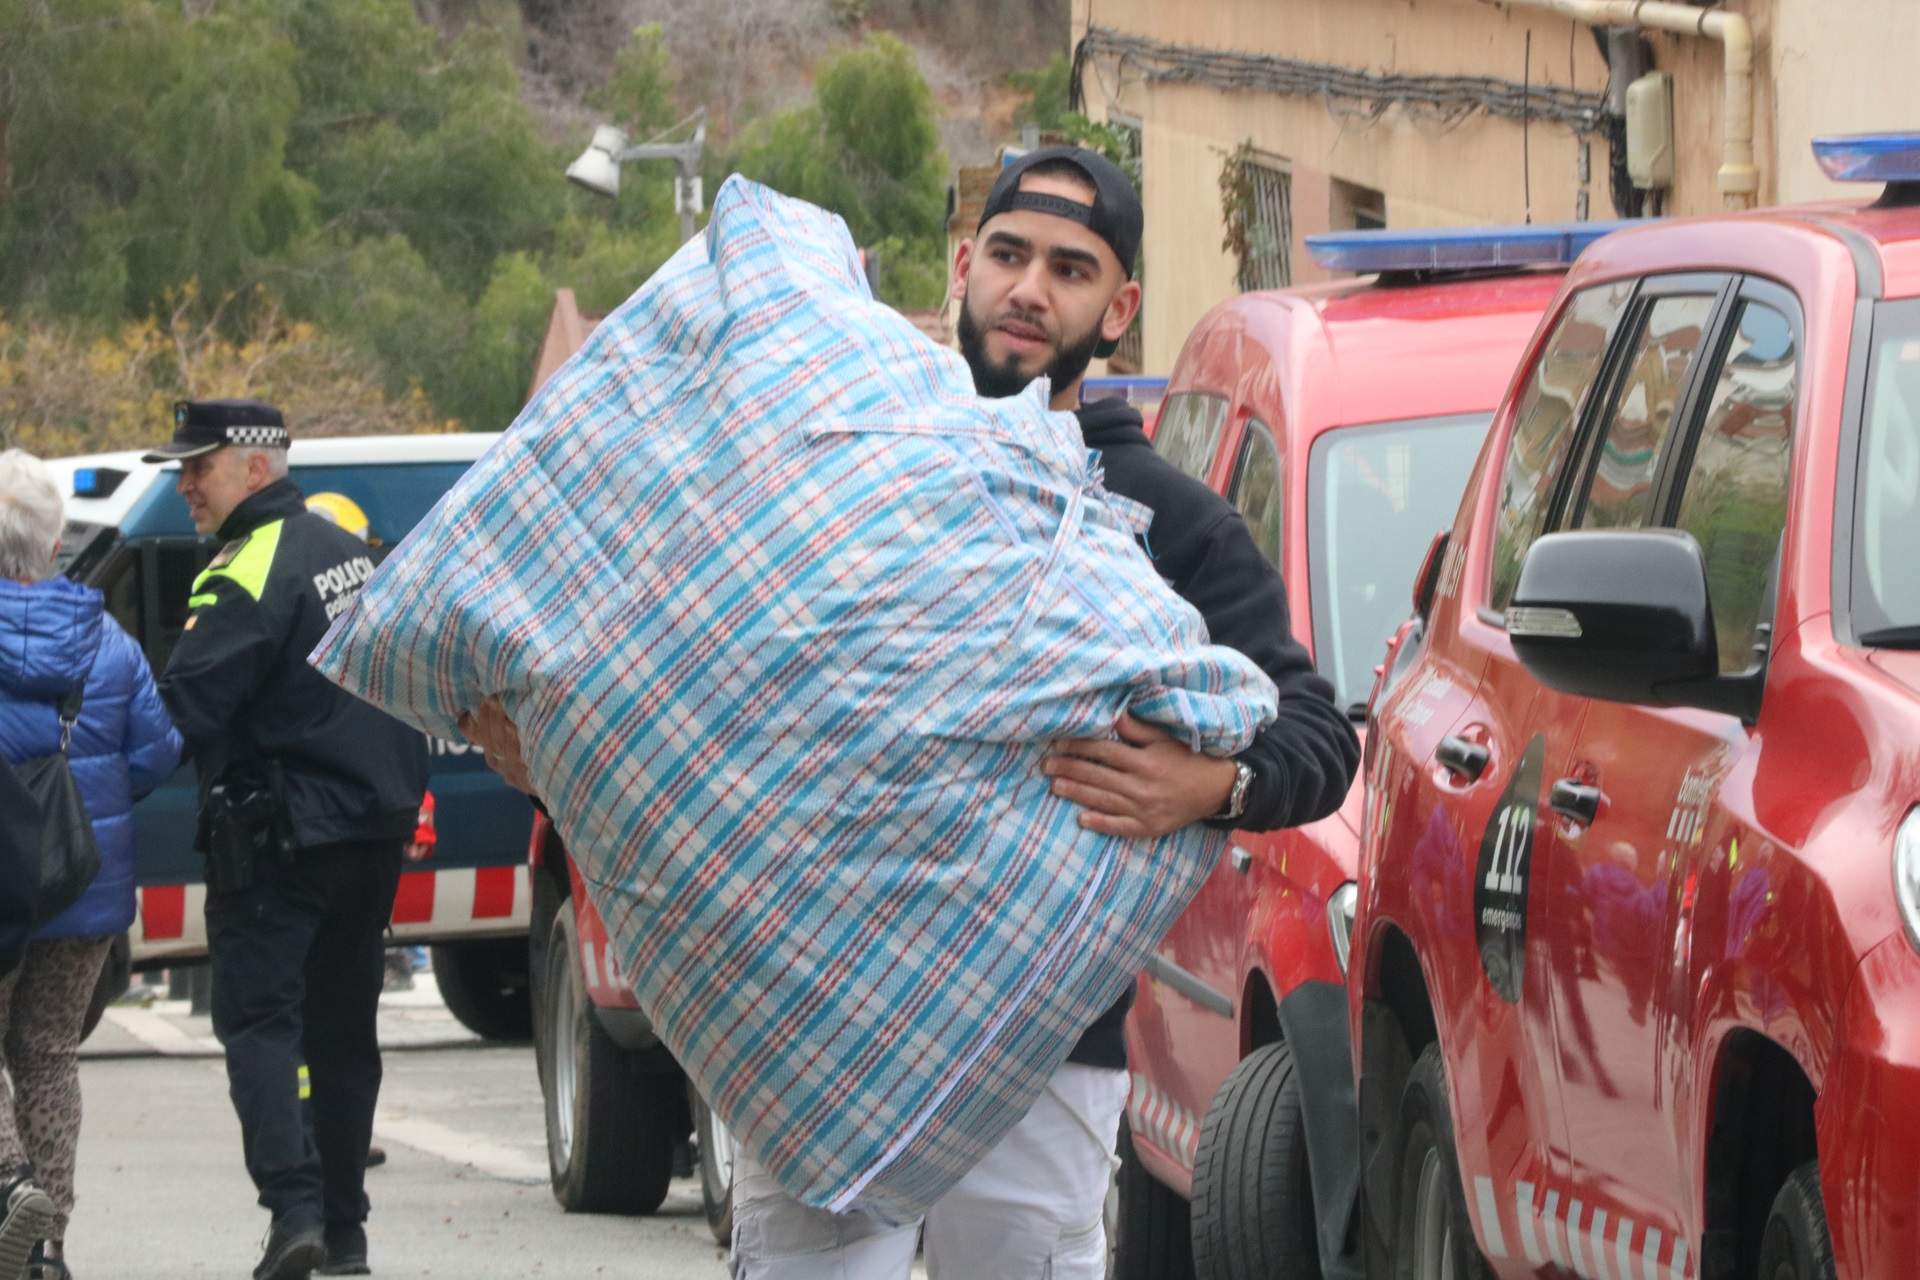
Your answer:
[540,901,686,1214]
[1758,1161,1837,1280]
[691,1089,736,1246]
[1393,1045,1490,1280]
[1111,1116,1196,1280]
[528,860,563,1084]
[1191,1042,1321,1280]
[432,938,533,1042]
[79,932,132,1044]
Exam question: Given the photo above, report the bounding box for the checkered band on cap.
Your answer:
[226,425,289,447]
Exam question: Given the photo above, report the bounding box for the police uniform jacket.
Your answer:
[159,478,427,851]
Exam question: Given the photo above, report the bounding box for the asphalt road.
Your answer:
[72,970,731,1279]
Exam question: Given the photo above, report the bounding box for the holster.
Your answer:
[204,761,294,894]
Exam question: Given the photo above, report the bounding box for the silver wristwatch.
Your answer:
[1215,760,1253,822]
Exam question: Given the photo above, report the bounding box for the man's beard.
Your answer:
[957,298,1105,400]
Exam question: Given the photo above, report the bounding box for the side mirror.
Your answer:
[1507,530,1760,720]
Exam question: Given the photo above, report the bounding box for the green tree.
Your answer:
[446,252,555,430]
[1009,53,1071,133]
[592,25,679,138]
[730,33,947,305]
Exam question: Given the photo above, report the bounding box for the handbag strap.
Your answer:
[55,684,83,755]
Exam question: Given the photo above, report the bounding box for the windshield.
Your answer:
[1308,413,1491,708]
[1853,298,1920,642]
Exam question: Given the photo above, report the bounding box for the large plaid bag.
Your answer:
[312,176,1277,1218]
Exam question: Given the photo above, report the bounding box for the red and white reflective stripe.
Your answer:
[136,883,209,958]
[1127,1071,1201,1169]
[386,866,529,936]
[1478,1175,1694,1280]
[133,866,529,964]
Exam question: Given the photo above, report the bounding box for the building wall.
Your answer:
[1770,0,1920,202]
[1068,0,1839,373]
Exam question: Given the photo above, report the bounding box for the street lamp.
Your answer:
[566,109,708,243]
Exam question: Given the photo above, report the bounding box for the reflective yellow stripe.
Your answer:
[297,1063,311,1101]
[191,518,284,603]
[187,593,218,609]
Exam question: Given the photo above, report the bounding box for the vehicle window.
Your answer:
[1852,298,1920,641]
[127,461,473,546]
[1227,417,1283,566]
[1578,294,1720,530]
[95,553,141,656]
[1310,413,1492,710]
[145,543,211,670]
[289,462,471,548]
[1153,392,1229,482]
[1675,300,1797,673]
[1488,280,1635,610]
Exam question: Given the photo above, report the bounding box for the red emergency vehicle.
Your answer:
[1352,134,1920,1280]
[1115,224,1614,1280]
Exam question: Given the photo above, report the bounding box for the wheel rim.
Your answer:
[705,1104,737,1193]
[1412,1146,1457,1280]
[548,940,578,1165]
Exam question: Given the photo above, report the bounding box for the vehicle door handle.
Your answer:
[1435,736,1489,781]
[1550,779,1601,824]
[1230,846,1253,874]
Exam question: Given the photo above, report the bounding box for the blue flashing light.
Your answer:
[1306,221,1639,274]
[1080,375,1168,408]
[70,466,126,500]
[1812,133,1920,184]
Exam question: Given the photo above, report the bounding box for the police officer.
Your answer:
[144,400,427,1280]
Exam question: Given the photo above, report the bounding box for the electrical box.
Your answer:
[1625,70,1675,190]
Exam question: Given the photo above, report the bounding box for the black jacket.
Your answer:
[159,480,428,852]
[1068,399,1361,1068]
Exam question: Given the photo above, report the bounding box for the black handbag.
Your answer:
[18,687,100,927]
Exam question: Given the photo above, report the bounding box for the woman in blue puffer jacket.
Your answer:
[0,450,180,1280]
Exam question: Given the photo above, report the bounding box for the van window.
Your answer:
[1576,293,1719,531]
[1853,298,1920,643]
[1227,418,1284,566]
[1676,300,1797,672]
[1488,280,1635,610]
[1154,393,1229,482]
[1311,414,1491,709]
[123,461,473,545]
[97,459,476,668]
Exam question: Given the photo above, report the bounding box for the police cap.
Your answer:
[143,399,290,462]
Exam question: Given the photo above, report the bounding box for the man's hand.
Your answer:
[1042,714,1238,838]
[457,695,534,796]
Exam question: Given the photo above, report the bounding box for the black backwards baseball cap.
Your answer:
[142,399,290,462]
[976,145,1143,358]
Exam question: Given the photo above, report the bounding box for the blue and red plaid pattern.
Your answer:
[312,176,1277,1218]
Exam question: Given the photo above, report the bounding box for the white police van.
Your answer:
[47,435,536,1041]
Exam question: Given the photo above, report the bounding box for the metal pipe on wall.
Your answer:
[1489,0,1758,209]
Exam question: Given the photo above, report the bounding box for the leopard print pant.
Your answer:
[0,936,112,1239]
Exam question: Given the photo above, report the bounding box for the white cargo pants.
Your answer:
[729,1063,1130,1280]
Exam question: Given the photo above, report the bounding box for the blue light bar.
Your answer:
[1306,221,1639,274]
[1080,375,1168,407]
[1812,133,1920,184]
[70,466,126,499]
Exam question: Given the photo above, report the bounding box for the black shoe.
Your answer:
[26,1239,72,1280]
[315,1223,369,1276]
[253,1214,325,1280]
[364,1146,386,1170]
[0,1177,56,1280]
